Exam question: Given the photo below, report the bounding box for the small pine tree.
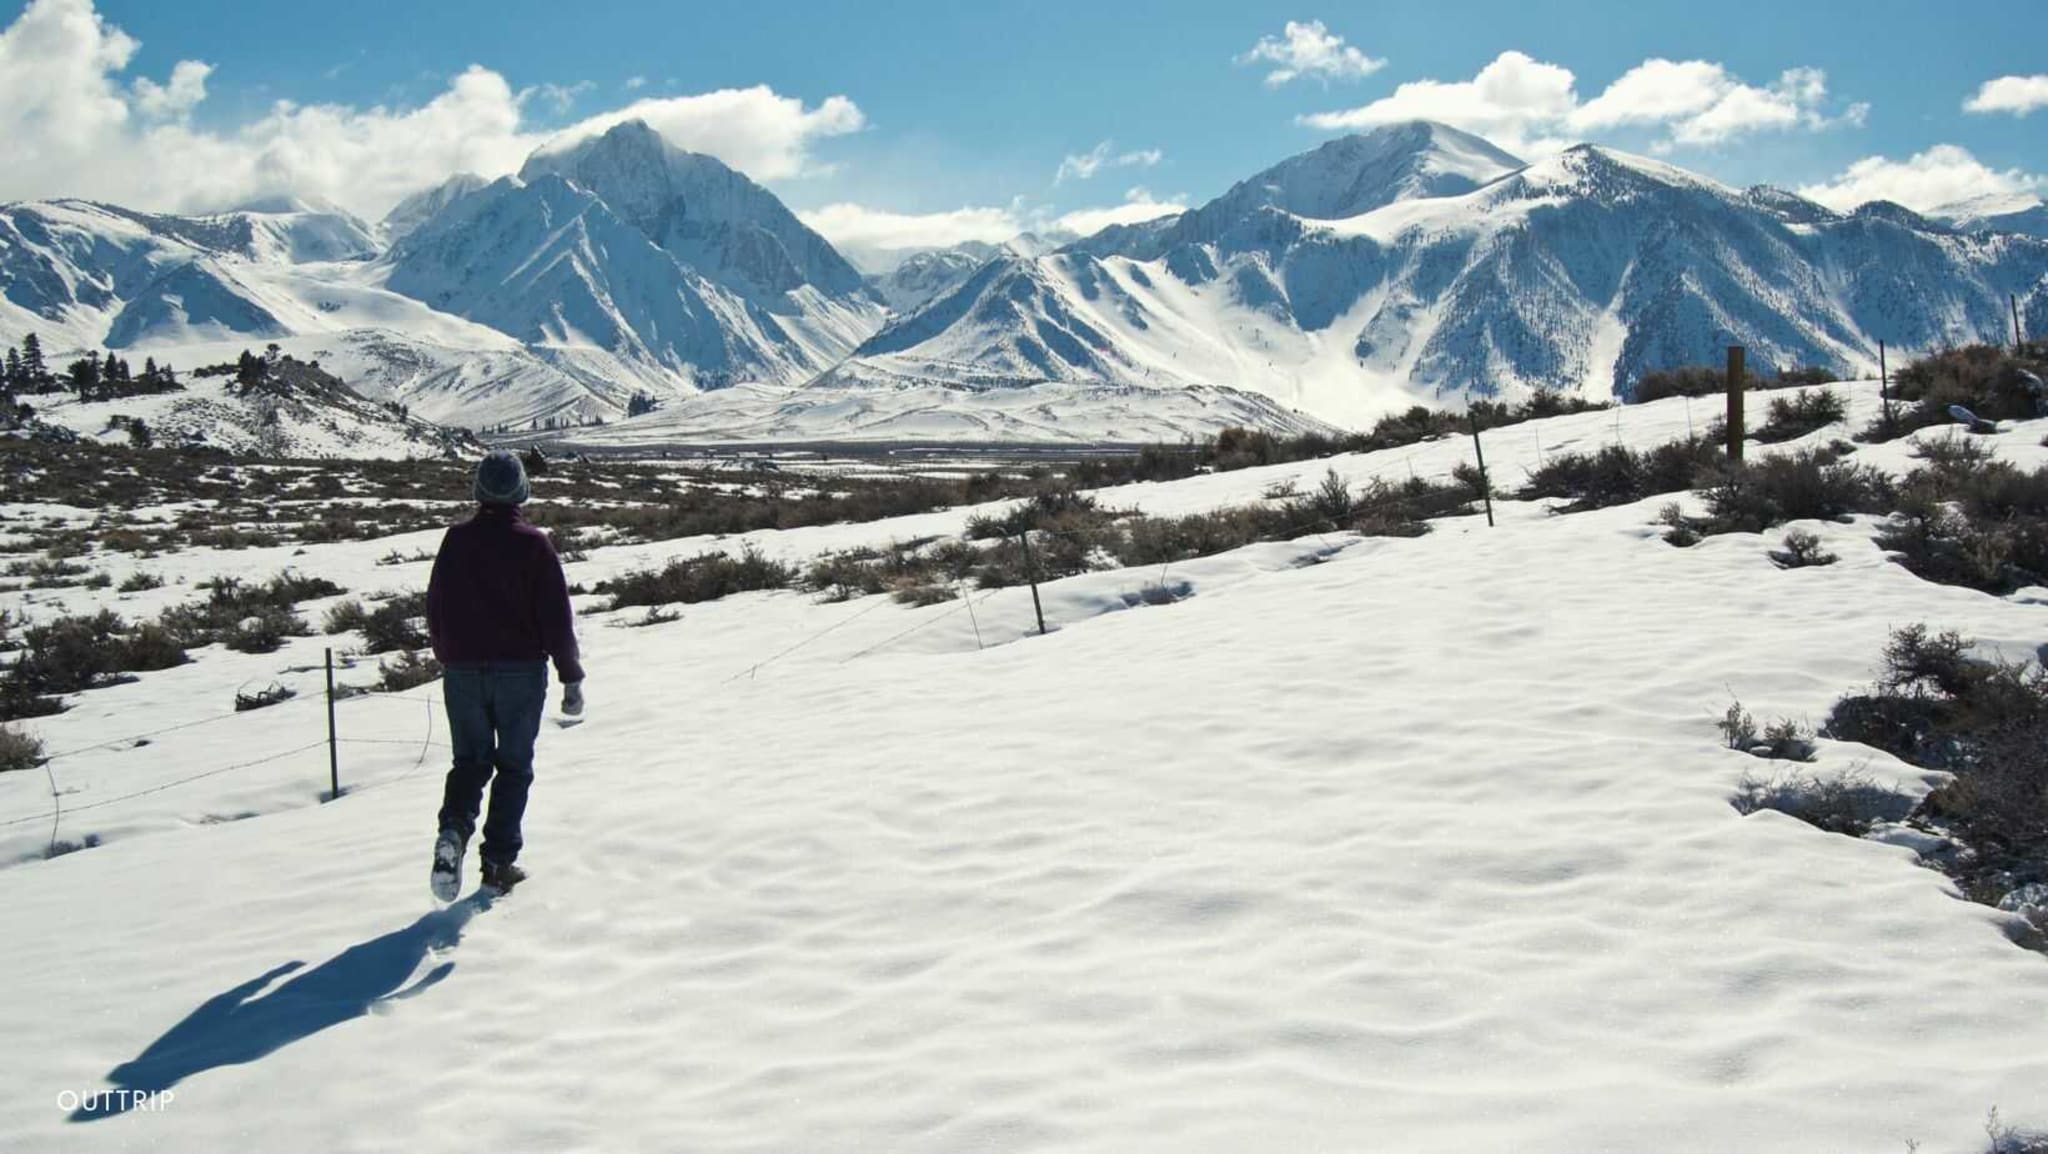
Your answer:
[2,347,19,392]
[68,356,102,401]
[236,350,266,390]
[20,333,47,384]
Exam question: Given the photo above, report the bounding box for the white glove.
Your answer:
[561,680,585,716]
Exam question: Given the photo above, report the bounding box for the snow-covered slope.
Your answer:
[26,356,479,459]
[851,128,2048,428]
[9,119,2047,444]
[520,120,870,303]
[1,121,891,435]
[866,242,1001,312]
[534,372,1338,447]
[379,175,490,244]
[1935,192,2048,241]
[3,382,2046,1150]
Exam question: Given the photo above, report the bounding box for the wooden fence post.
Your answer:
[1468,411,1495,528]
[1725,345,1746,462]
[1016,532,1048,636]
[1879,340,1893,434]
[325,648,340,801]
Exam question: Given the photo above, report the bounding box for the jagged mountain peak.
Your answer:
[1743,185,1842,226]
[381,173,490,242]
[516,118,866,299]
[1225,120,1524,221]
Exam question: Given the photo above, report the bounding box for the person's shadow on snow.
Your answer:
[70,895,487,1122]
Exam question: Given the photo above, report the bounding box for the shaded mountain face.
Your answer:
[517,120,869,300]
[867,243,1000,312]
[851,130,2048,426]
[381,174,490,243]
[7,117,2046,440]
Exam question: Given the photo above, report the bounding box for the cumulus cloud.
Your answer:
[132,59,210,120]
[0,0,864,218]
[1054,140,1163,184]
[1052,188,1186,236]
[1239,20,1384,87]
[798,202,1024,268]
[800,187,1186,269]
[1303,50,1859,155]
[1966,74,2048,116]
[528,88,865,181]
[1797,144,2045,213]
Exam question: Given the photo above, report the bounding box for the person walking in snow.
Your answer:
[425,449,585,899]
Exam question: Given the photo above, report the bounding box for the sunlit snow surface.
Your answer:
[2,382,2045,1151]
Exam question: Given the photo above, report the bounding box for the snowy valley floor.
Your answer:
[3,382,2047,1151]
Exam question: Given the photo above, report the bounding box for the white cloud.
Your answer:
[1966,74,2048,116]
[1301,50,1577,154]
[1303,50,1857,155]
[800,186,1187,269]
[799,202,1024,267]
[624,75,647,91]
[1798,144,2045,213]
[0,0,865,218]
[1239,20,1383,87]
[1054,140,1163,184]
[132,59,210,120]
[529,88,865,182]
[532,80,594,114]
[1052,188,1185,236]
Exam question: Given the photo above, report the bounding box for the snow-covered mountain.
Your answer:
[0,120,892,434]
[1933,192,2048,241]
[866,242,1002,312]
[380,174,490,244]
[846,123,2048,426]
[6,117,2047,443]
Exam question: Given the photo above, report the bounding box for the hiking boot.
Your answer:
[430,827,467,902]
[480,859,527,895]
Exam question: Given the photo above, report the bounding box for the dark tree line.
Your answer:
[3,333,181,402]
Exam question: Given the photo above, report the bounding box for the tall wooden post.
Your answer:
[1468,411,1495,528]
[1725,345,1746,462]
[1877,340,1893,435]
[1016,531,1048,636]
[324,648,340,800]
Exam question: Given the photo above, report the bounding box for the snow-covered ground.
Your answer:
[2,381,2046,1151]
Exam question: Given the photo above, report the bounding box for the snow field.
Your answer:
[1,380,2046,1150]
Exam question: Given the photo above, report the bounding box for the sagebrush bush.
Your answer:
[1770,528,1839,569]
[323,599,370,635]
[1669,448,1891,541]
[1719,702,1760,751]
[377,650,443,692]
[1862,342,2048,442]
[1,610,188,719]
[1731,768,1908,836]
[1825,625,2048,905]
[116,571,162,593]
[159,572,344,650]
[1751,388,1847,444]
[1521,437,1722,512]
[597,546,795,610]
[0,723,43,771]
[360,593,428,654]
[1631,366,1729,402]
[1875,449,2048,593]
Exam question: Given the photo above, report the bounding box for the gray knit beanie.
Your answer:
[475,449,531,506]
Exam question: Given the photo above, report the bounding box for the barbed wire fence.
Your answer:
[5,417,1508,861]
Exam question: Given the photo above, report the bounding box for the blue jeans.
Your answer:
[436,661,547,866]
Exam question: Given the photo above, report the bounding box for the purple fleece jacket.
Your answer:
[425,505,584,683]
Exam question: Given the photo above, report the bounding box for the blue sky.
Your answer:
[3,0,2042,266]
